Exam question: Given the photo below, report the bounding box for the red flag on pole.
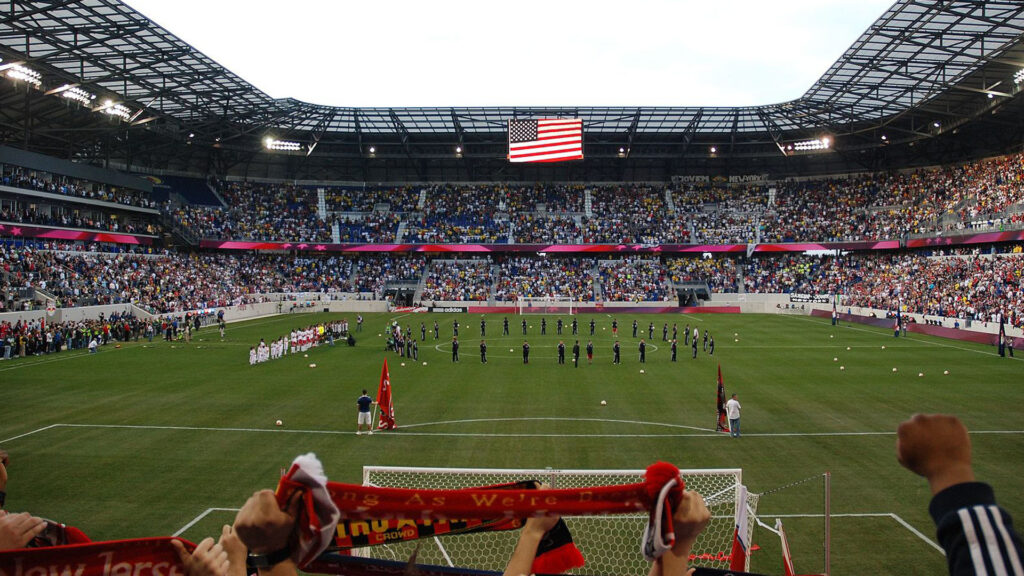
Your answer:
[716,364,729,433]
[376,359,396,430]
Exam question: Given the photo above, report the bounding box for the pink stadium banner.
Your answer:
[0,223,153,245]
[905,229,1024,248]
[197,241,751,254]
[755,240,900,252]
[196,240,913,254]
[467,305,741,314]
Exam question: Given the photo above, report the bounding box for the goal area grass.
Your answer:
[2,311,1021,575]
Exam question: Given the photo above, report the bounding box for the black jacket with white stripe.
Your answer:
[930,482,1024,575]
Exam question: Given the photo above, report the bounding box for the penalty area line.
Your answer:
[0,423,61,444]
[767,512,943,554]
[173,507,239,537]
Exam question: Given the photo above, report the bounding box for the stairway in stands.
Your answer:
[584,189,593,218]
[664,189,676,213]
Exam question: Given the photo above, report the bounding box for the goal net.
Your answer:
[360,466,758,574]
[516,296,576,315]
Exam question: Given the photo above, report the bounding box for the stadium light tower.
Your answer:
[263,136,303,152]
[94,99,132,120]
[49,84,96,104]
[786,137,833,155]
[0,63,41,87]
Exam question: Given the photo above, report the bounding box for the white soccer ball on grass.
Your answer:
[275,420,282,426]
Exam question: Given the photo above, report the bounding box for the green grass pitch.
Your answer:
[2,311,1021,575]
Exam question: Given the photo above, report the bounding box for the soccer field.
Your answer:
[2,311,1021,575]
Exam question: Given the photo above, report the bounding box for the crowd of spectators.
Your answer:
[0,204,156,235]
[666,257,739,292]
[742,254,854,295]
[336,212,401,243]
[325,186,420,212]
[511,214,582,243]
[597,257,671,302]
[150,152,1024,244]
[585,186,677,243]
[493,257,595,302]
[421,259,494,301]
[1,167,156,208]
[4,237,1022,326]
[843,251,1023,326]
[348,255,427,295]
[173,182,332,242]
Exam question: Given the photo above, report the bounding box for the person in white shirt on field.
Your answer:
[726,394,741,438]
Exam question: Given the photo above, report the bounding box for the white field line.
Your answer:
[678,314,705,323]
[0,423,60,443]
[398,417,715,432]
[768,512,943,555]
[173,507,239,537]
[788,315,1023,361]
[0,349,102,371]
[7,421,1021,441]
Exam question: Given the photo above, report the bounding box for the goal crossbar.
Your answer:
[361,465,756,573]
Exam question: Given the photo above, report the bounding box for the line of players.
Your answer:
[396,316,716,364]
[249,320,350,365]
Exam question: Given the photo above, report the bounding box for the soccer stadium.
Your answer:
[1,1,1023,575]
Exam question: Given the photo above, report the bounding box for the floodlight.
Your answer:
[933,121,941,128]
[455,146,462,154]
[263,138,302,151]
[368,146,376,154]
[792,138,831,151]
[3,64,41,87]
[56,85,95,104]
[710,146,717,154]
[102,103,132,120]
[1015,69,1024,84]
[880,135,887,141]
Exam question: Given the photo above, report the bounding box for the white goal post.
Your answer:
[516,296,576,315]
[361,465,758,574]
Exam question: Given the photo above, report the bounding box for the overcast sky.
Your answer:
[124,0,893,108]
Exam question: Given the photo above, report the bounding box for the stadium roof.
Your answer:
[1,0,1024,181]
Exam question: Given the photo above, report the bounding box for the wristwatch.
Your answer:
[246,546,292,569]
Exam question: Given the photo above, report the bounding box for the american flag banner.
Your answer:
[508,118,583,163]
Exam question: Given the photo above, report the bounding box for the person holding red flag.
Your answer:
[375,360,396,431]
